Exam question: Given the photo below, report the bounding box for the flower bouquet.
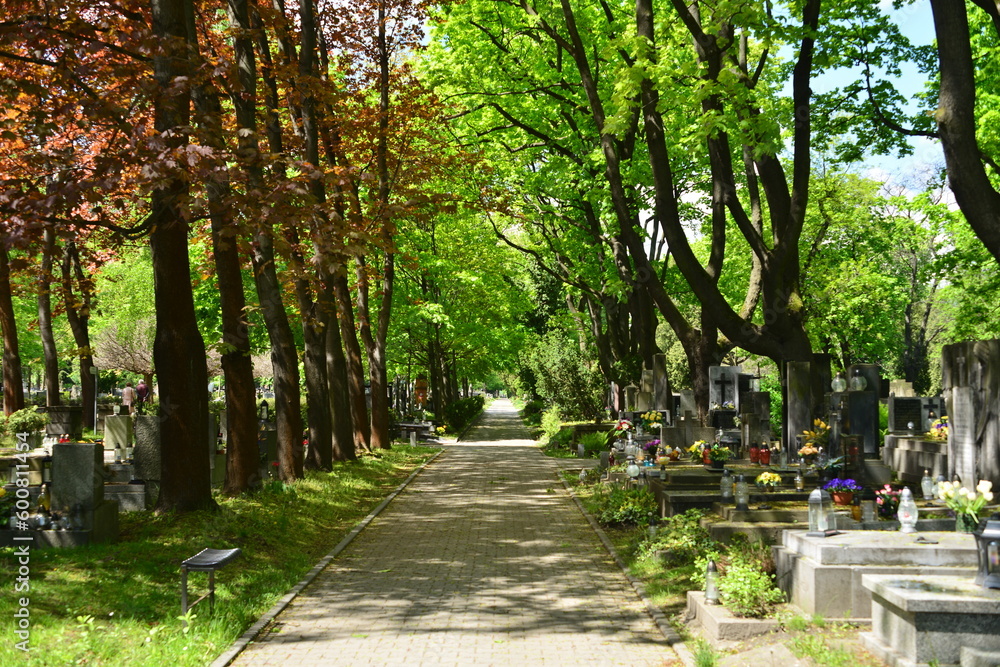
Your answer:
[755,471,782,490]
[927,416,949,441]
[937,479,994,529]
[800,418,829,449]
[688,440,708,462]
[874,484,900,519]
[638,411,663,431]
[641,438,661,459]
[612,419,634,438]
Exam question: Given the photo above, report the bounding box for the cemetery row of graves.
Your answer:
[551,340,1000,666]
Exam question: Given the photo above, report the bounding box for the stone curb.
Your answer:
[558,474,693,666]
[209,450,444,667]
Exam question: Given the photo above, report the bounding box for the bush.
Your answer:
[524,329,605,421]
[442,395,485,433]
[641,509,714,565]
[717,561,785,618]
[521,399,545,426]
[1,408,49,435]
[541,406,563,440]
[579,432,608,457]
[595,485,657,526]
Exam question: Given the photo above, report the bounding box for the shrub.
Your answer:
[521,399,545,426]
[640,510,713,565]
[541,406,564,441]
[717,561,785,618]
[2,408,49,435]
[442,395,485,433]
[579,432,607,457]
[595,485,657,526]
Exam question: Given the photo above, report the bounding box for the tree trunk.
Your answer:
[188,14,260,494]
[333,266,371,451]
[37,228,61,407]
[0,244,24,416]
[60,242,95,430]
[930,0,1000,266]
[299,288,333,470]
[149,0,214,513]
[325,298,357,461]
[246,0,305,482]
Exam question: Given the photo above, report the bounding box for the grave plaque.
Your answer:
[709,366,741,408]
[888,397,923,433]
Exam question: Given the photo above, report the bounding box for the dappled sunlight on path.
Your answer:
[231,399,670,666]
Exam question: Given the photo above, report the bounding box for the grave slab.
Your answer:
[861,573,1000,667]
[774,531,977,620]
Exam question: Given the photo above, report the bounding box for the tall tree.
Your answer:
[0,242,24,415]
[149,0,214,512]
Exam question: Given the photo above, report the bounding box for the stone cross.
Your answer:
[713,374,734,405]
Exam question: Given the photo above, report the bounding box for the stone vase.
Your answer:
[956,514,979,533]
[708,459,725,471]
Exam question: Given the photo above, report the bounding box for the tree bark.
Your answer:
[37,228,61,407]
[60,241,95,430]
[149,0,214,513]
[0,244,24,416]
[248,0,306,481]
[333,265,371,451]
[190,3,260,494]
[325,295,357,461]
[930,0,1000,266]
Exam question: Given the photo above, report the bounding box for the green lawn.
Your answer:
[0,446,438,666]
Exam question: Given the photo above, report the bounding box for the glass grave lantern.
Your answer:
[849,368,868,392]
[831,372,848,393]
[897,487,919,533]
[704,559,720,605]
[626,457,640,485]
[974,519,1000,589]
[734,474,750,512]
[719,469,733,504]
[807,487,838,537]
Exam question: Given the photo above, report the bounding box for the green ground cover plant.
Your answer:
[0,447,437,666]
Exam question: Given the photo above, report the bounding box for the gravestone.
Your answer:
[785,361,812,452]
[104,415,133,455]
[653,354,670,411]
[641,369,654,395]
[51,443,118,544]
[709,366,740,409]
[624,384,639,412]
[811,353,833,417]
[133,415,161,508]
[44,406,83,439]
[943,340,1000,490]
[845,363,881,458]
[635,391,652,411]
[679,390,696,418]
[888,396,923,433]
[889,379,915,397]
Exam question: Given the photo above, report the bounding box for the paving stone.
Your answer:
[231,400,670,666]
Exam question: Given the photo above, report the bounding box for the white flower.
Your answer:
[978,480,993,494]
[985,491,995,502]
[958,487,970,498]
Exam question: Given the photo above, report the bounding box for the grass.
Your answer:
[0,445,438,666]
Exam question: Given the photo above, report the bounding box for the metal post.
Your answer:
[180,567,188,614]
